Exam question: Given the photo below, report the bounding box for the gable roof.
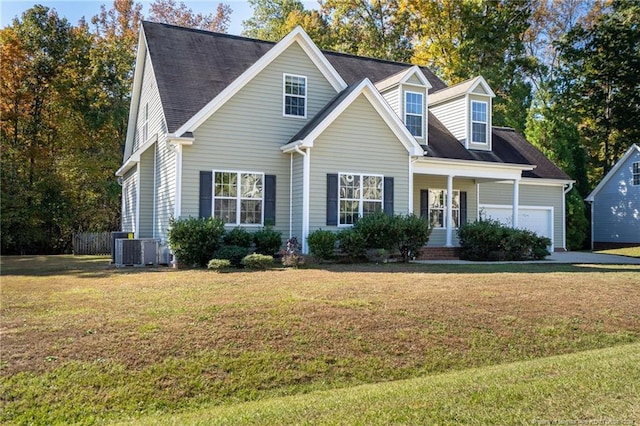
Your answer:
[586,143,640,202]
[429,76,496,105]
[141,21,447,134]
[285,79,423,156]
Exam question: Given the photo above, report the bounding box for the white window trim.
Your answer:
[212,170,265,226]
[470,100,488,144]
[404,90,424,138]
[338,173,384,227]
[283,73,307,118]
[633,162,640,186]
[428,189,460,229]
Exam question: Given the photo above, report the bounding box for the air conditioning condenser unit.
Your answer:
[115,238,158,267]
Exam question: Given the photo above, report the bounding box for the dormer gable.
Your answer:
[374,66,432,144]
[428,76,495,152]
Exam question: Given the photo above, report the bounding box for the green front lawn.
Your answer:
[1,256,639,424]
[596,246,640,258]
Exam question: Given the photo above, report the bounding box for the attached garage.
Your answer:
[479,204,554,249]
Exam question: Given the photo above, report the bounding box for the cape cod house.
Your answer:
[116,21,573,258]
[585,144,640,249]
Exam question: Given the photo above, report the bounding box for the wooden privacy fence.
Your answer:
[73,232,112,255]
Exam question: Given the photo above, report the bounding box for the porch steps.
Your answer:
[416,247,461,260]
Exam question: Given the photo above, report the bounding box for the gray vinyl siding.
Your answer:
[468,94,492,151]
[412,175,477,246]
[479,181,565,249]
[430,96,466,142]
[138,145,155,238]
[155,138,176,242]
[133,52,166,154]
[308,94,410,232]
[180,42,338,237]
[405,74,423,85]
[381,88,400,118]
[592,150,640,244]
[121,167,137,232]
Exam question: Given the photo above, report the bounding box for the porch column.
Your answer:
[512,178,520,228]
[446,174,454,247]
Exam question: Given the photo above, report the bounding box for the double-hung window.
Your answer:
[471,101,487,144]
[633,162,640,186]
[214,171,263,225]
[405,91,423,137]
[339,173,383,225]
[283,74,306,118]
[428,189,460,228]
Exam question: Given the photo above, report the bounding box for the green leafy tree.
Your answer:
[555,0,640,181]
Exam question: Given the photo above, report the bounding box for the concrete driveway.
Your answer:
[414,251,640,265]
[547,251,640,265]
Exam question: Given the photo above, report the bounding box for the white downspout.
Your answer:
[512,178,520,228]
[563,182,573,251]
[294,146,310,254]
[289,152,293,239]
[174,144,183,219]
[446,174,454,247]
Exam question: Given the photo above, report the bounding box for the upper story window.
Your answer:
[283,74,306,118]
[339,173,383,225]
[214,171,263,225]
[405,91,423,138]
[633,162,640,186]
[471,101,487,144]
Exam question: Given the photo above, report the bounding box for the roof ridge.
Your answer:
[142,20,277,45]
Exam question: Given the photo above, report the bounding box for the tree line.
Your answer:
[1,0,638,253]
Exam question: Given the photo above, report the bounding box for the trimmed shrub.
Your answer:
[352,211,397,250]
[223,227,253,248]
[337,228,366,262]
[395,214,432,262]
[213,245,249,268]
[168,217,225,267]
[207,259,231,271]
[242,253,274,270]
[253,227,282,255]
[307,229,337,261]
[458,219,551,261]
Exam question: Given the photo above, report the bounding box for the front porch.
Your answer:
[411,157,532,248]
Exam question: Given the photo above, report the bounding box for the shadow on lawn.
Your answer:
[2,255,638,277]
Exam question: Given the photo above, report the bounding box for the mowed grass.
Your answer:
[1,256,639,425]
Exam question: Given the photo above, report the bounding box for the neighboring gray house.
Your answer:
[586,144,640,249]
[116,22,573,256]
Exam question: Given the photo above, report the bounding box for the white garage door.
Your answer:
[480,205,554,249]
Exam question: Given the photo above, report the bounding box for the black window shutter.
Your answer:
[199,171,212,218]
[326,174,338,226]
[420,189,429,219]
[264,175,276,226]
[460,191,468,225]
[383,177,394,215]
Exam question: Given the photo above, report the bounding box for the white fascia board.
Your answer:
[123,29,148,161]
[281,139,313,153]
[470,76,496,98]
[116,134,158,176]
[403,66,432,89]
[300,79,424,156]
[585,143,640,201]
[176,26,347,136]
[414,157,533,180]
[521,177,574,187]
[166,133,195,145]
[115,159,138,177]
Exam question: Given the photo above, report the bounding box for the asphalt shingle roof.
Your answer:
[141,21,570,181]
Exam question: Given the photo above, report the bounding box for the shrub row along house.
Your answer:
[116,22,573,259]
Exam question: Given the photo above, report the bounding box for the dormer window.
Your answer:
[471,101,487,144]
[283,74,306,118]
[404,91,423,138]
